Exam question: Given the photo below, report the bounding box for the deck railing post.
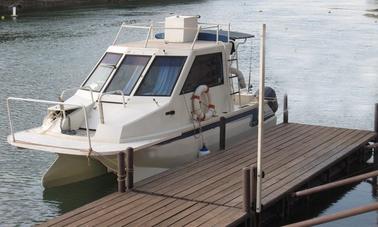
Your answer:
[242,167,251,215]
[219,116,226,150]
[126,147,134,190]
[255,24,266,227]
[283,94,288,123]
[117,152,126,193]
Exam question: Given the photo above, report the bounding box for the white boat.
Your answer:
[6,16,278,188]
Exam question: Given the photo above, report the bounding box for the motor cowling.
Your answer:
[254,87,278,113]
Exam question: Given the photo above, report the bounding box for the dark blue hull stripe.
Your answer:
[157,108,275,145]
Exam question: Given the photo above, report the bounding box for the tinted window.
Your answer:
[83,53,122,92]
[135,56,186,96]
[105,55,150,95]
[181,53,224,94]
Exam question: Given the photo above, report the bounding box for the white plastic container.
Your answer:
[164,16,198,43]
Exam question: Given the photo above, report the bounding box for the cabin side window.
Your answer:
[83,53,122,92]
[181,53,224,94]
[135,56,187,96]
[105,55,150,95]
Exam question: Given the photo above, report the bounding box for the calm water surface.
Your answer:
[0,0,377,226]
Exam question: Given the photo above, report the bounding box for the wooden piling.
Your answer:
[117,151,126,193]
[250,165,257,209]
[374,103,378,133]
[243,167,251,214]
[283,94,288,123]
[250,165,258,227]
[126,147,134,190]
[373,104,378,194]
[219,116,226,150]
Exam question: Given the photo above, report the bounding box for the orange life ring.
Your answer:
[191,85,215,121]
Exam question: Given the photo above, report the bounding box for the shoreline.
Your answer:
[0,0,109,14]
[0,0,198,15]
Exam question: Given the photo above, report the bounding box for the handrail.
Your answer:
[191,26,202,50]
[112,21,230,47]
[6,97,92,151]
[144,24,153,48]
[283,202,378,227]
[60,86,95,103]
[98,90,127,124]
[292,170,378,198]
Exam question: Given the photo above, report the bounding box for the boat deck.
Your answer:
[40,123,376,226]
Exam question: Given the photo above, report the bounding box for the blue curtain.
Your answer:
[136,56,186,96]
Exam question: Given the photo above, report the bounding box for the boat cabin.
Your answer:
[58,16,256,143]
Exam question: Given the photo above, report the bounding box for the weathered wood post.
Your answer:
[243,167,251,214]
[283,94,288,123]
[250,165,258,226]
[117,151,126,193]
[126,147,134,190]
[219,116,226,150]
[373,104,378,194]
[375,103,378,134]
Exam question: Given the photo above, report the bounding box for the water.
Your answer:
[0,0,377,225]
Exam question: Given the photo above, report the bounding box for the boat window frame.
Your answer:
[104,54,152,96]
[180,52,224,95]
[133,55,188,97]
[80,52,124,93]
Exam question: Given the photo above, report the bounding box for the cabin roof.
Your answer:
[155,30,254,42]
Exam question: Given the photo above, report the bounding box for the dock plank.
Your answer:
[137,124,304,193]
[41,123,376,227]
[143,124,316,197]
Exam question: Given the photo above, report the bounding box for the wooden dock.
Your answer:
[40,123,376,227]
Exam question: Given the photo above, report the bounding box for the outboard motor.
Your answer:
[255,86,278,113]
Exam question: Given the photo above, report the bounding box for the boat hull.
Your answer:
[42,154,107,188]
[42,114,276,188]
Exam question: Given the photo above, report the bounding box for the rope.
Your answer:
[197,119,205,147]
[39,111,62,135]
[183,95,201,139]
[87,149,121,173]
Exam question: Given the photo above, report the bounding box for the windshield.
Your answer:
[135,56,186,96]
[83,53,122,92]
[105,55,150,95]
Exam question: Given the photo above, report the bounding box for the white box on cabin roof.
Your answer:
[164,16,198,43]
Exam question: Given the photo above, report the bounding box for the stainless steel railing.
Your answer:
[59,86,95,102]
[112,22,231,50]
[98,90,127,124]
[6,97,93,151]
